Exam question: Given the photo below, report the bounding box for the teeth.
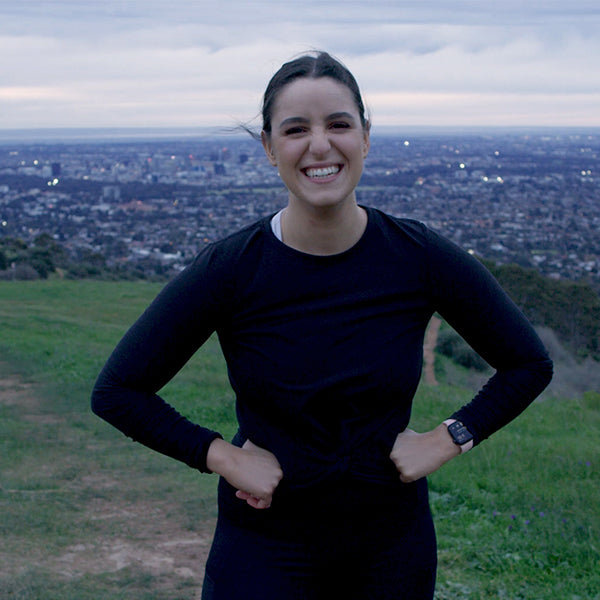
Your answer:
[305,165,340,178]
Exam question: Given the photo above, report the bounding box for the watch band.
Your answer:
[443,419,474,453]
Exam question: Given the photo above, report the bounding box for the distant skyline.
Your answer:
[2,1,600,132]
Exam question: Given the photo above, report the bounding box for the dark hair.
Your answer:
[261,51,368,136]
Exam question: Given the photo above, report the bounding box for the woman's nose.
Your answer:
[309,129,331,155]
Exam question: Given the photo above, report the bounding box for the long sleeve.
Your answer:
[426,227,553,445]
[91,243,234,472]
[92,210,553,485]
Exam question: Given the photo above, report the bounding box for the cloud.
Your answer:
[369,91,600,128]
[352,32,599,94]
[1,1,599,128]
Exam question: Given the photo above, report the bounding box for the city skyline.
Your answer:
[2,1,600,131]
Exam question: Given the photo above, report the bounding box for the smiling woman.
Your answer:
[261,77,370,255]
[91,51,553,600]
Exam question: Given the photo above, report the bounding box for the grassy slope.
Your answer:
[0,279,598,599]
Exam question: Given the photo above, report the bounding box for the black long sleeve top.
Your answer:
[91,207,552,489]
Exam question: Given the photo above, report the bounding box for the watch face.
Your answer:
[448,421,474,445]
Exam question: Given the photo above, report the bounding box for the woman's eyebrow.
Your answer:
[327,112,356,122]
[278,116,309,129]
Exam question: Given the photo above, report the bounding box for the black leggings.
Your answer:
[202,477,437,600]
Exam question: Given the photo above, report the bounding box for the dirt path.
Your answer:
[424,316,441,386]
[0,369,214,598]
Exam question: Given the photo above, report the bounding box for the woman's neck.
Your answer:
[280,200,367,256]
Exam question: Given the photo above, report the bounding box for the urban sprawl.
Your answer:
[0,130,598,286]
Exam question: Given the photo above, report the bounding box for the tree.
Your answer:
[483,260,600,359]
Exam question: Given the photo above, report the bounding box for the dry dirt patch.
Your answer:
[54,529,213,582]
[0,374,35,408]
[63,494,215,585]
[424,316,441,386]
[0,367,215,597]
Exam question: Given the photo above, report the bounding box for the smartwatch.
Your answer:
[443,419,474,453]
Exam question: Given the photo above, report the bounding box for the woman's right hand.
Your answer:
[206,437,283,509]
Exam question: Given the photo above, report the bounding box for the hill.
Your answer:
[0,279,598,598]
[484,260,600,360]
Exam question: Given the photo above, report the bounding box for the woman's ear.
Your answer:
[261,130,277,167]
[362,121,371,159]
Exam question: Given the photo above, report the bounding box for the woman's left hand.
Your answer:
[389,424,460,483]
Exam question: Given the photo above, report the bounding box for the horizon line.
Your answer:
[1,124,600,145]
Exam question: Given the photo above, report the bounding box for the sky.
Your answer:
[1,0,600,132]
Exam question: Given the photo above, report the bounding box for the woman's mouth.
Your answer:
[303,165,341,179]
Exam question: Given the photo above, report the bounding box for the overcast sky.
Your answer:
[1,0,599,131]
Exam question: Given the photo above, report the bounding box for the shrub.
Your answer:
[0,264,40,280]
[436,328,489,372]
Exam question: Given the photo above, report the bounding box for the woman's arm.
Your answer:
[390,226,552,481]
[427,229,553,443]
[91,246,229,472]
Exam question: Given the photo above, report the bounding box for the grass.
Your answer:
[412,381,600,599]
[0,279,599,599]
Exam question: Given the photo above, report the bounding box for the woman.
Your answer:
[92,51,553,599]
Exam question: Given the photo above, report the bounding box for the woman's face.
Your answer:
[262,77,370,213]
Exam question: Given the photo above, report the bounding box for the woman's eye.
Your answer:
[285,127,305,135]
[330,122,351,130]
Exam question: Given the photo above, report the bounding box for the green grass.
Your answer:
[0,279,599,599]
[0,279,234,432]
[412,383,600,599]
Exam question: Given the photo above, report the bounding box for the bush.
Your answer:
[0,264,40,280]
[485,261,600,359]
[436,328,489,372]
[65,262,104,279]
